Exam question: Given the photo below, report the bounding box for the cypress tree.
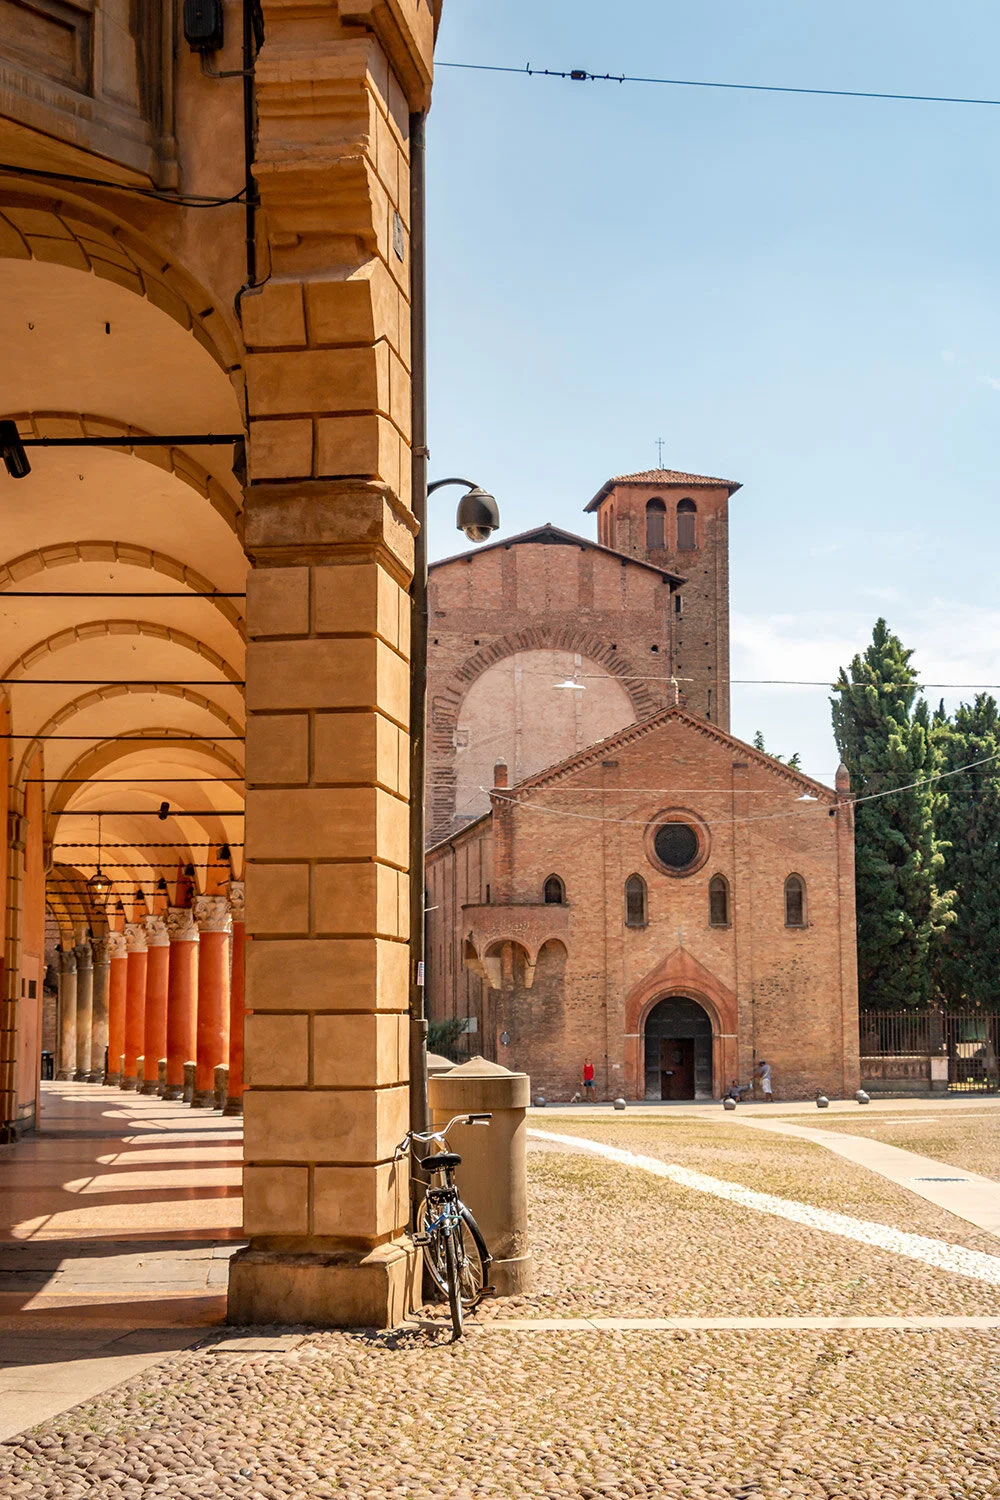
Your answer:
[831,618,953,1008]
[935,694,1000,1008]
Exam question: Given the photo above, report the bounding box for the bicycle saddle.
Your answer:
[421,1152,462,1171]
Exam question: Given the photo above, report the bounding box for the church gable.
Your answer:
[506,707,836,803]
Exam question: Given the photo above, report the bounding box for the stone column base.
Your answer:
[139,1079,159,1095]
[120,1076,139,1091]
[222,1094,243,1117]
[55,1069,74,1081]
[488,1253,534,1297]
[86,1070,103,1084]
[104,1071,121,1088]
[190,1088,215,1108]
[162,1084,184,1101]
[227,1241,418,1330]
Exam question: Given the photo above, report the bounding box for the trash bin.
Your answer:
[427,1055,532,1295]
[40,1051,54,1081]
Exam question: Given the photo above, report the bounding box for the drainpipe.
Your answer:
[408,109,430,1139]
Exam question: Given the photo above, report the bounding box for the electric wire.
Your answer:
[478,749,1000,833]
[438,60,1000,109]
[0,161,246,207]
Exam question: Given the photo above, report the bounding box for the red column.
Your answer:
[121,924,147,1091]
[141,915,170,1095]
[105,932,127,1086]
[192,895,231,1108]
[224,880,245,1116]
[164,907,199,1100]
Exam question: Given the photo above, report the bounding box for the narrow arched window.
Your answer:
[677,498,697,550]
[646,498,666,549]
[785,874,806,928]
[624,874,647,928]
[544,875,565,905]
[709,874,729,927]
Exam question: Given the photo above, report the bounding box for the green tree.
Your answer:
[831,618,953,1008]
[935,694,1000,1008]
[752,729,802,770]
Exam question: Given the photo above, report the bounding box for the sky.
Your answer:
[423,0,1000,781]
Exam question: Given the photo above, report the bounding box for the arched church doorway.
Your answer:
[644,997,714,1100]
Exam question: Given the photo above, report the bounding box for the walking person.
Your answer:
[582,1057,596,1101]
[757,1058,774,1101]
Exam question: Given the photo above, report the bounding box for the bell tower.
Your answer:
[586,468,741,729]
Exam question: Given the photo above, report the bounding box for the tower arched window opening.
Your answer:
[785,874,806,928]
[709,873,730,927]
[677,498,697,551]
[646,498,666,549]
[624,873,647,927]
[543,874,566,905]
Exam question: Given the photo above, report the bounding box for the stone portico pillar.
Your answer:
[73,942,93,1081]
[224,881,245,1116]
[121,923,147,1091]
[55,947,77,1081]
[90,938,110,1082]
[105,932,127,1086]
[192,895,231,1108]
[141,915,170,1094]
[164,907,199,1100]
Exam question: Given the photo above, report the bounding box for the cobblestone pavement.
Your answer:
[800,1110,1000,1183]
[4,1119,1000,1497]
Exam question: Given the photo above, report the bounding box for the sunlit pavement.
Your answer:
[0,1080,243,1438]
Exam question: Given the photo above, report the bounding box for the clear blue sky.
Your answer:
[424,0,1000,781]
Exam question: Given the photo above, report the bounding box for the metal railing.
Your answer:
[860,1008,1000,1091]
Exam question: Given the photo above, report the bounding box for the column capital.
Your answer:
[74,941,93,971]
[60,946,77,974]
[107,931,128,961]
[194,895,232,935]
[228,880,245,924]
[91,937,111,966]
[124,923,148,954]
[166,906,199,943]
[144,913,171,948]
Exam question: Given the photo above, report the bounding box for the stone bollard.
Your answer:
[428,1055,532,1296]
[214,1065,229,1111]
[157,1059,167,1097]
[183,1061,196,1105]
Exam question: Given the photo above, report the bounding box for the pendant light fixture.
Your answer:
[87,815,112,902]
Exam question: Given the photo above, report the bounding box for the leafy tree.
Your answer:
[427,1017,467,1061]
[831,618,953,1008]
[752,729,802,770]
[934,694,1000,1008]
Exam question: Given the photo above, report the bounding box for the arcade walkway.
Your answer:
[0,1081,242,1437]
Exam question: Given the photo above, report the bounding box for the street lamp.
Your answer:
[409,475,499,1138]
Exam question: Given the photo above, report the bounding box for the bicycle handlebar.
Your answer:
[393,1112,493,1159]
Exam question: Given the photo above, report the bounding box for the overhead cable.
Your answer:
[438,60,1000,109]
[0,160,246,207]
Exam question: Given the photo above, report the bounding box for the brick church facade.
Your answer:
[425,470,860,1101]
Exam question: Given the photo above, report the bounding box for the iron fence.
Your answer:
[860,1008,1000,1092]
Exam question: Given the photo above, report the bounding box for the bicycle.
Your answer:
[395,1113,494,1340]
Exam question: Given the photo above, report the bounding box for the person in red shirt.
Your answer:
[582,1058,596,1100]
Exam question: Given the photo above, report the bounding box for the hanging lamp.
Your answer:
[87,814,112,901]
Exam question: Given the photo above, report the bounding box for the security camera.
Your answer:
[456,487,500,543]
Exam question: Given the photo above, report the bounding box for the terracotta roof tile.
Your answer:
[585,468,742,512]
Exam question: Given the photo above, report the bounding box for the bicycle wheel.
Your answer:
[417,1202,490,1308]
[444,1229,463,1340]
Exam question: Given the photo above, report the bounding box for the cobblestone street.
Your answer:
[3,1097,1000,1498]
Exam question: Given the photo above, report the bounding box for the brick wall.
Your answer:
[426,532,681,843]
[427,709,860,1102]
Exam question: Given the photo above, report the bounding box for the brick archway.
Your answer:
[623,948,739,1101]
[428,626,662,842]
